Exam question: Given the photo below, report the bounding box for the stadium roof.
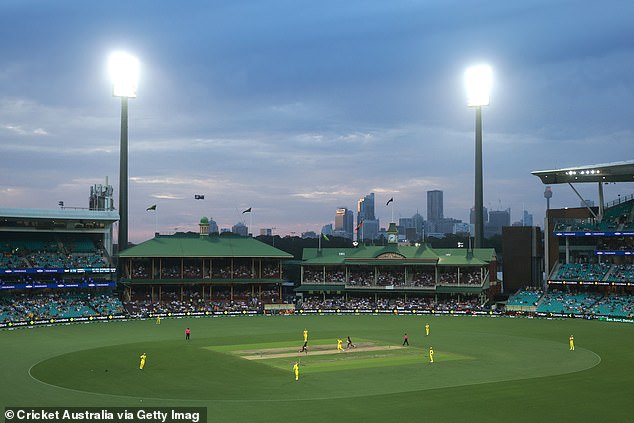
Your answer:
[119,233,293,259]
[302,244,495,266]
[0,207,119,222]
[531,160,634,184]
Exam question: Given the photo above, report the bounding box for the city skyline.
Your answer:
[205,193,533,238]
[1,1,633,243]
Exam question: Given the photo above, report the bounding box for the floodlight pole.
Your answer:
[474,105,484,249]
[118,96,129,253]
[465,64,491,249]
[110,51,138,254]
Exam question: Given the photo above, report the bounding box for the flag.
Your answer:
[386,197,394,206]
[242,207,252,214]
[194,194,205,200]
[321,233,329,241]
[146,204,157,211]
[355,220,364,231]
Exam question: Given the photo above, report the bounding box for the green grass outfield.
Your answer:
[1,314,633,422]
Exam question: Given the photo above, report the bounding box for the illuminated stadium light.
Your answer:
[109,52,139,98]
[465,65,492,107]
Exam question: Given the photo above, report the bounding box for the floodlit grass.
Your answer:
[217,338,470,373]
[1,314,633,422]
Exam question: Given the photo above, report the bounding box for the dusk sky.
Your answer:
[1,1,633,242]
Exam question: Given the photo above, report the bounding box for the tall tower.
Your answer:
[357,193,376,222]
[357,193,378,241]
[335,207,354,239]
[544,186,552,211]
[522,210,533,227]
[427,190,443,224]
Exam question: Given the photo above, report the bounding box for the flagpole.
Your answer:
[386,197,394,223]
[361,221,364,243]
[241,207,253,236]
[147,205,158,236]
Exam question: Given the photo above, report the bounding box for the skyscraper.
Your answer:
[232,222,249,236]
[486,209,511,237]
[427,190,443,222]
[208,217,219,234]
[522,210,533,227]
[358,193,376,222]
[427,190,443,231]
[412,212,425,239]
[335,207,354,239]
[399,213,425,241]
[357,193,378,241]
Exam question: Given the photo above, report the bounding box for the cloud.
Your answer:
[292,189,358,200]
[151,194,186,200]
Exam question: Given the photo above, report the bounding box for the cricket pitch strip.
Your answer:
[238,342,405,360]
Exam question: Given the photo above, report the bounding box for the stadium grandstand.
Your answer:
[532,161,634,287]
[0,206,122,327]
[296,222,498,315]
[500,160,634,319]
[117,217,294,317]
[506,287,634,319]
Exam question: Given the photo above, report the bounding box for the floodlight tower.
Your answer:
[544,186,553,287]
[465,64,492,248]
[109,52,139,253]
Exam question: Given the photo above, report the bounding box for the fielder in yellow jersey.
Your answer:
[425,323,430,336]
[429,346,434,363]
[156,316,161,325]
[139,352,147,370]
[303,329,308,343]
[293,362,299,380]
[337,339,344,352]
[569,335,575,351]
